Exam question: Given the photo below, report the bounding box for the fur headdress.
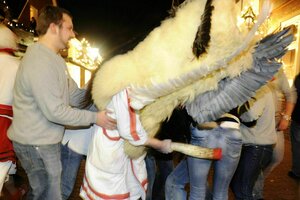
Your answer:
[0,24,17,50]
[92,0,292,158]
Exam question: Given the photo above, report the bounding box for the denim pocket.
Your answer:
[190,129,209,147]
[225,137,242,159]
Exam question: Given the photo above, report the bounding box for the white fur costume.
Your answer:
[92,0,274,158]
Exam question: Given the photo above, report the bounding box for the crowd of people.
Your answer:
[0,2,299,200]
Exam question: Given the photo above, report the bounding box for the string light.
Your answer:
[1,0,101,73]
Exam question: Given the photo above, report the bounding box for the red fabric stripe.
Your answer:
[83,174,130,199]
[0,113,15,162]
[0,104,13,117]
[0,48,15,55]
[130,159,147,192]
[102,128,121,141]
[125,90,140,141]
[82,184,94,200]
[141,179,148,189]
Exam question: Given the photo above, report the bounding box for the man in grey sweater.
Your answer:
[8,6,116,200]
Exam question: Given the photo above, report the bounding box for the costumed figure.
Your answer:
[80,0,293,199]
[0,24,19,194]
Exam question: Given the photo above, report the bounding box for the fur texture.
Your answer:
[0,24,17,50]
[92,0,271,158]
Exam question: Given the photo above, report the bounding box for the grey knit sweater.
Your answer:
[8,43,97,145]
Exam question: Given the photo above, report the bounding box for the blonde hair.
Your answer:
[0,24,17,49]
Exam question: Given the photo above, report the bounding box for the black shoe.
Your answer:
[288,171,300,180]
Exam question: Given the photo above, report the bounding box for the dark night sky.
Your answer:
[58,0,173,55]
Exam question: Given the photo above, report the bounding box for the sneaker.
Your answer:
[288,171,300,180]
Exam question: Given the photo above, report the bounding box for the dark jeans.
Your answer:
[145,154,174,200]
[61,143,84,200]
[230,144,273,200]
[290,121,300,177]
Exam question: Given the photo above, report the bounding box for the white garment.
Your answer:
[0,53,19,194]
[0,161,16,193]
[80,89,148,200]
[0,53,19,105]
[62,126,94,155]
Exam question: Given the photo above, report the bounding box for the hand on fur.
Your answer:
[96,110,117,130]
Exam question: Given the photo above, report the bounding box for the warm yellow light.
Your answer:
[68,38,102,71]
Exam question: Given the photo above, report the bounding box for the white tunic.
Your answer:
[0,53,20,105]
[80,89,148,200]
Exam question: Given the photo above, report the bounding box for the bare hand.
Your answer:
[277,118,289,131]
[96,110,117,130]
[159,139,173,154]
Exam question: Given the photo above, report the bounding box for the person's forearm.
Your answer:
[283,102,295,117]
[144,138,172,154]
[144,138,164,150]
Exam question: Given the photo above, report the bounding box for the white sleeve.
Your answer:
[113,89,148,146]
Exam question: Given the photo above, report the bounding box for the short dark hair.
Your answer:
[36,5,72,36]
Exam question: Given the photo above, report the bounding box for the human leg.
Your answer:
[188,127,213,200]
[61,143,83,200]
[253,130,284,199]
[152,158,174,200]
[230,145,273,200]
[165,159,189,200]
[145,153,156,200]
[39,143,62,200]
[212,128,242,200]
[13,141,62,200]
[290,121,300,177]
[252,171,264,200]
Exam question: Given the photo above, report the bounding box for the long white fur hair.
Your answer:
[0,24,17,50]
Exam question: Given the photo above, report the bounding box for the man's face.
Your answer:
[58,14,75,49]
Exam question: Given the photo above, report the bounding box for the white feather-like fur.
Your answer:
[0,24,17,50]
[92,0,269,158]
[93,0,245,109]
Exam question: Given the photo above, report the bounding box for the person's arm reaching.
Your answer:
[144,138,172,154]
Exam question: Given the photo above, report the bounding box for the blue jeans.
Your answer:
[13,141,62,200]
[166,126,242,200]
[165,159,189,200]
[230,144,273,200]
[145,154,156,200]
[146,153,174,200]
[290,121,300,177]
[61,143,84,200]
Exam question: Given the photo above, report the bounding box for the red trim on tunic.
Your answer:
[83,174,130,199]
[81,184,93,200]
[130,159,148,192]
[102,128,121,141]
[141,179,148,189]
[0,104,15,162]
[0,104,13,117]
[125,90,140,141]
[0,48,15,55]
